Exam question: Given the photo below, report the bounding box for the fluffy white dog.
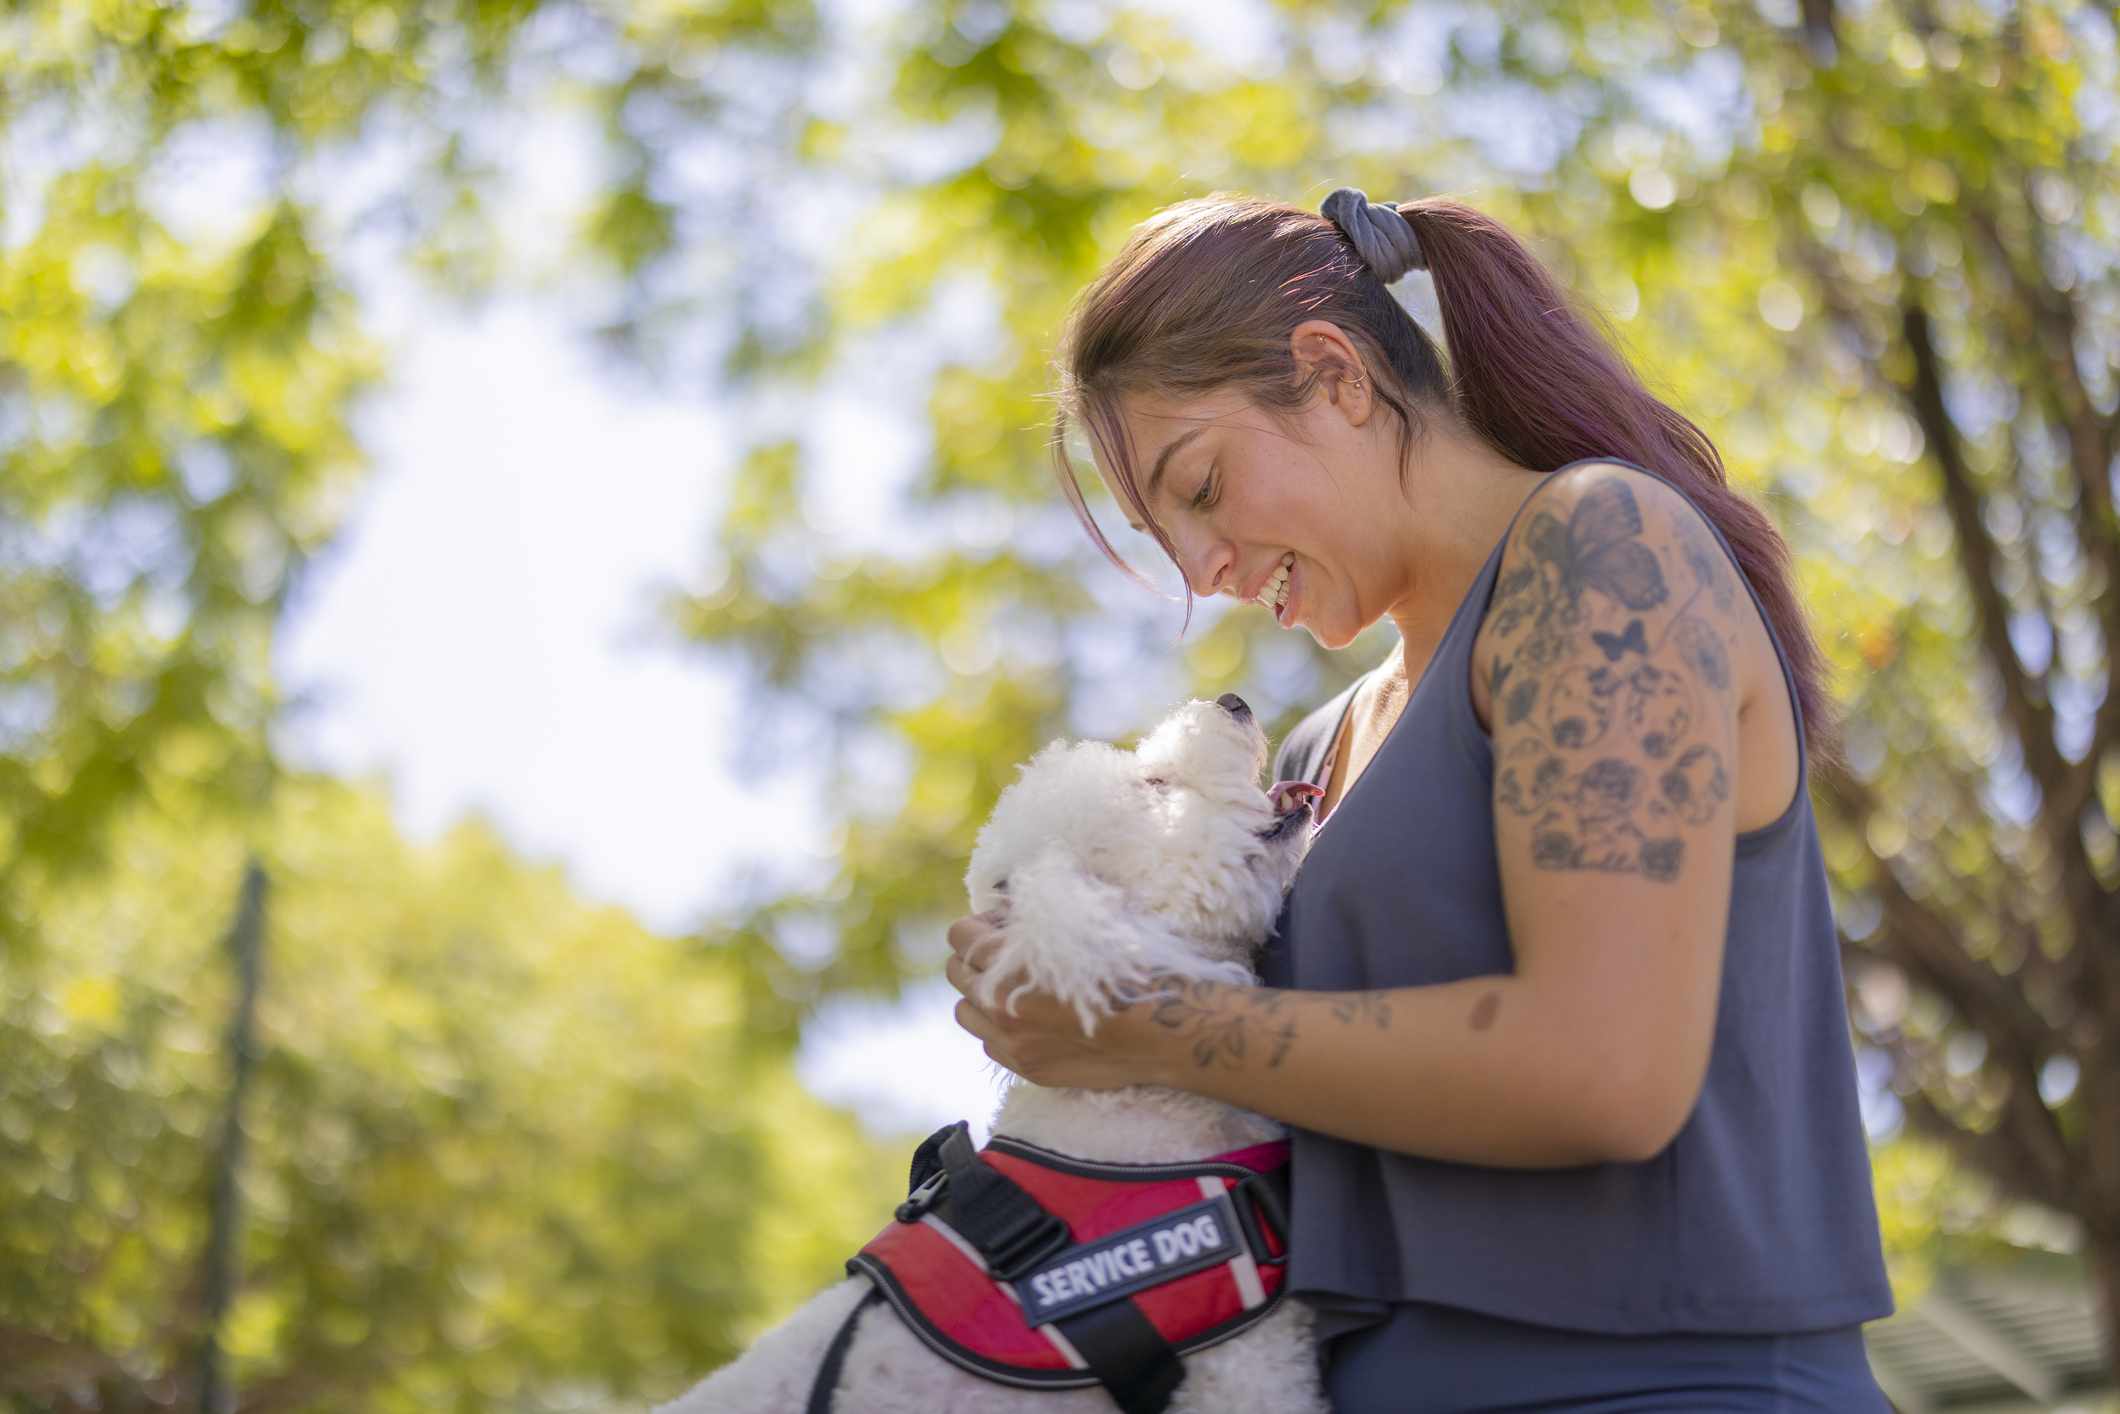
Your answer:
[655,694,1328,1414]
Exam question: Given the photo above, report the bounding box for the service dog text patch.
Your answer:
[1012,1193,1242,1326]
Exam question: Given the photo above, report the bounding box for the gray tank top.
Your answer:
[1260,457,1894,1342]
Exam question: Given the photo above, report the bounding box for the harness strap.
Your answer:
[930,1122,1070,1278]
[870,1121,1286,1413]
[1051,1291,1186,1414]
[916,1124,1195,1413]
[804,1284,882,1414]
[1231,1167,1291,1265]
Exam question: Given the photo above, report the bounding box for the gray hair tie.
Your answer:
[1320,187,1426,283]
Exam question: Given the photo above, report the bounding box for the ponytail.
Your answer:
[1397,199,1841,767]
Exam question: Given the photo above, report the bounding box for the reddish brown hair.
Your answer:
[1044,190,1840,766]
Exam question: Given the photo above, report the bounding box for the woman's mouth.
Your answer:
[1255,552,1296,625]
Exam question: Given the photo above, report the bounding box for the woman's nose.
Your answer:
[1175,533,1233,598]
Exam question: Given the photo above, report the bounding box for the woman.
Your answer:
[943,188,1895,1411]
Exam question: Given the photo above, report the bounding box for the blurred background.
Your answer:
[2,0,2117,1408]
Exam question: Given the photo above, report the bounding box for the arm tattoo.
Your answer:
[1123,978,1408,1072]
[1136,978,1301,1070]
[1488,477,1737,882]
[1329,994,1392,1028]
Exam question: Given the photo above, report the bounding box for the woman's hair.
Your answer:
[1044,190,1841,767]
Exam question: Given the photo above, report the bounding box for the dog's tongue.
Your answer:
[1270,779,1326,814]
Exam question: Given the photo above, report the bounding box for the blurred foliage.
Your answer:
[0,772,902,1409]
[5,0,2119,1402]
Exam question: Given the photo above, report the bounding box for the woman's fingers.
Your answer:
[945,906,1008,970]
[954,996,995,1042]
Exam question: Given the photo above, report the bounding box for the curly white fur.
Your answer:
[654,697,1328,1414]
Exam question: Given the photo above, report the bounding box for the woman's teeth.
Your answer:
[1256,553,1294,611]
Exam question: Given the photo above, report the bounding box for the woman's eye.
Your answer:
[1191,470,1216,510]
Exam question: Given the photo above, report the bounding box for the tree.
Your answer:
[1697,0,2120,1365]
[0,771,901,1409]
[0,0,826,961]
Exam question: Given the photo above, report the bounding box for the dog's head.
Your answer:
[962,693,1323,1033]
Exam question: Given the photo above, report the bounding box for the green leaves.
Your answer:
[4,774,902,1406]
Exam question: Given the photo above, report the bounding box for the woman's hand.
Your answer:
[943,908,1159,1091]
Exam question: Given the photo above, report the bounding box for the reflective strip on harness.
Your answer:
[844,1129,1290,1392]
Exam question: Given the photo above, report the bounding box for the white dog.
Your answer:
[656,694,1329,1414]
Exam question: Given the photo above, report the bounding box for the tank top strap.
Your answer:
[1272,673,1365,788]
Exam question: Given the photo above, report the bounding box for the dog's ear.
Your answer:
[971,845,1254,1037]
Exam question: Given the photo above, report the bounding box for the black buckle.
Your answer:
[984,1205,1072,1280]
[1232,1170,1290,1267]
[893,1118,1071,1277]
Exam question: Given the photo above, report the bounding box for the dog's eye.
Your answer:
[1142,775,1169,789]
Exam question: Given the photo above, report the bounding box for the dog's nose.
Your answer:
[1215,693,1252,721]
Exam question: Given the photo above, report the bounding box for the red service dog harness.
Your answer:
[806,1120,1292,1414]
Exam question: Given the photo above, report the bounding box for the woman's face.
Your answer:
[1103,381,1404,650]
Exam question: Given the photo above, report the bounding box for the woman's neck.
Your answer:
[1381,433,1548,658]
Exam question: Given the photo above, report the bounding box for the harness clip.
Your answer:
[895,1169,948,1223]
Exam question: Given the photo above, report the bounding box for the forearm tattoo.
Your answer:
[1137,978,1300,1069]
[1122,978,1502,1073]
[1486,477,1739,882]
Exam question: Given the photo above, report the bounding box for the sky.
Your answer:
[243,85,1012,1138]
[272,280,1008,1139]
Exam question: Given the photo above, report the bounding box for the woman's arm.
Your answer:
[951,463,1748,1169]
[1095,971,1656,1168]
[949,950,1699,1168]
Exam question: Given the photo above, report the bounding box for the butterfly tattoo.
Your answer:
[1590,618,1649,662]
[1523,480,1671,615]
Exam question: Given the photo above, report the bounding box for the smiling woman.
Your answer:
[939,186,1899,1413]
[1040,191,1835,770]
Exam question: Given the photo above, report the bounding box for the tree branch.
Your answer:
[0,1323,150,1404]
[1962,197,2120,827]
[1899,1085,2072,1213]
[1965,199,2120,548]
[1817,762,2064,1069]
[1898,299,2078,802]
[1819,758,2082,1210]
